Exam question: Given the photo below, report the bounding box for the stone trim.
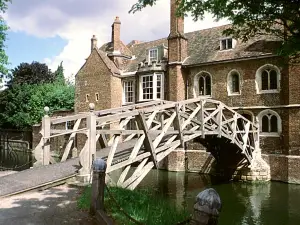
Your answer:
[255,64,281,94]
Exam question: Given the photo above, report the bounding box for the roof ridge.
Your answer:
[128,24,232,47]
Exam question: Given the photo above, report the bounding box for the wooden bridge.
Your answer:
[31,97,262,190]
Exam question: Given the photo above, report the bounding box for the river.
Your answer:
[136,170,300,225]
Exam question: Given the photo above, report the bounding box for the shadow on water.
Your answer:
[137,170,300,225]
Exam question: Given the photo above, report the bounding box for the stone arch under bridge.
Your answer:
[34,98,270,190]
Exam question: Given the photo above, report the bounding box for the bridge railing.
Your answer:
[33,98,260,187]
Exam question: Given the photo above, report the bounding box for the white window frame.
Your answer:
[139,73,164,101]
[257,109,282,137]
[149,48,158,62]
[65,120,75,130]
[193,71,212,98]
[255,64,281,94]
[220,38,236,51]
[227,69,242,96]
[122,80,135,104]
[85,94,90,102]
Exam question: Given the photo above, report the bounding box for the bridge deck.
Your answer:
[0,138,142,198]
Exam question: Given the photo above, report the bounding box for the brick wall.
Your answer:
[187,57,285,106]
[75,49,122,113]
[185,57,300,155]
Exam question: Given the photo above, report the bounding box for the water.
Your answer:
[137,170,300,225]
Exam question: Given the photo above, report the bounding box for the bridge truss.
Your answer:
[34,98,262,189]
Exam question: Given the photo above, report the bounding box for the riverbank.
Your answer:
[78,186,190,225]
[0,184,97,225]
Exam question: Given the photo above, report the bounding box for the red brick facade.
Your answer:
[74,0,300,156]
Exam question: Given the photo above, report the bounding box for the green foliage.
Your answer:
[0,0,11,76]
[54,61,65,84]
[9,61,55,86]
[130,0,300,59]
[78,186,190,225]
[0,82,74,129]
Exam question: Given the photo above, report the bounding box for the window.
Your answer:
[86,94,90,102]
[140,73,163,101]
[258,110,282,136]
[198,72,212,96]
[261,69,277,90]
[95,93,99,101]
[149,48,158,62]
[227,70,241,95]
[256,64,280,94]
[123,81,135,104]
[220,38,233,50]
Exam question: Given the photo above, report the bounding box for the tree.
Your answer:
[130,0,300,59]
[0,82,75,129]
[0,0,11,77]
[9,61,55,86]
[54,61,65,84]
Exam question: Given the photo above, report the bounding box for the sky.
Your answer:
[3,0,229,82]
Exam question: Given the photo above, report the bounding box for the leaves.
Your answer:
[0,81,75,129]
[0,0,11,75]
[130,0,300,59]
[9,61,56,86]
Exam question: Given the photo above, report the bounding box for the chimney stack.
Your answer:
[170,0,184,37]
[91,35,98,53]
[111,16,121,54]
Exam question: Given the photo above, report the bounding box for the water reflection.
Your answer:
[137,170,300,225]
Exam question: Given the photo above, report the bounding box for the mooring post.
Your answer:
[90,157,107,216]
[190,188,222,225]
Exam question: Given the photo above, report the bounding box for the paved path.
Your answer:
[0,139,138,197]
[0,184,97,225]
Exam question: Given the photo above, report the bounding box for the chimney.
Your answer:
[91,35,97,53]
[170,0,184,36]
[168,0,187,62]
[111,16,121,53]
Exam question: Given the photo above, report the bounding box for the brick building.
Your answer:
[75,0,300,157]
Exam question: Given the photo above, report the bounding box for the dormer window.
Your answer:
[220,38,234,50]
[149,48,158,62]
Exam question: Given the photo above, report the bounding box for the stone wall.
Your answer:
[164,149,300,184]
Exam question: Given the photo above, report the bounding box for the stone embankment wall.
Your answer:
[164,150,300,184]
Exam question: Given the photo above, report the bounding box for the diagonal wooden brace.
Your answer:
[136,111,158,169]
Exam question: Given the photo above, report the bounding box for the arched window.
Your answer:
[198,72,211,96]
[256,64,280,94]
[227,70,241,95]
[258,110,282,136]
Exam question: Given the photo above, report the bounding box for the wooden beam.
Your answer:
[61,118,82,162]
[200,100,205,138]
[136,112,158,168]
[231,114,238,143]
[217,105,223,138]
[106,135,121,171]
[51,113,88,125]
[153,111,176,148]
[181,104,201,130]
[174,104,184,147]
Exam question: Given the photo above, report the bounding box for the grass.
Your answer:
[77,185,190,225]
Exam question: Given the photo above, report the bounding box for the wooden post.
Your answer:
[88,103,97,173]
[90,157,107,215]
[190,188,222,225]
[42,106,51,165]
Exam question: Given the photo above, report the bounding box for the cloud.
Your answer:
[5,0,228,79]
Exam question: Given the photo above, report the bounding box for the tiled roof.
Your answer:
[95,49,120,75]
[99,24,282,72]
[183,24,281,65]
